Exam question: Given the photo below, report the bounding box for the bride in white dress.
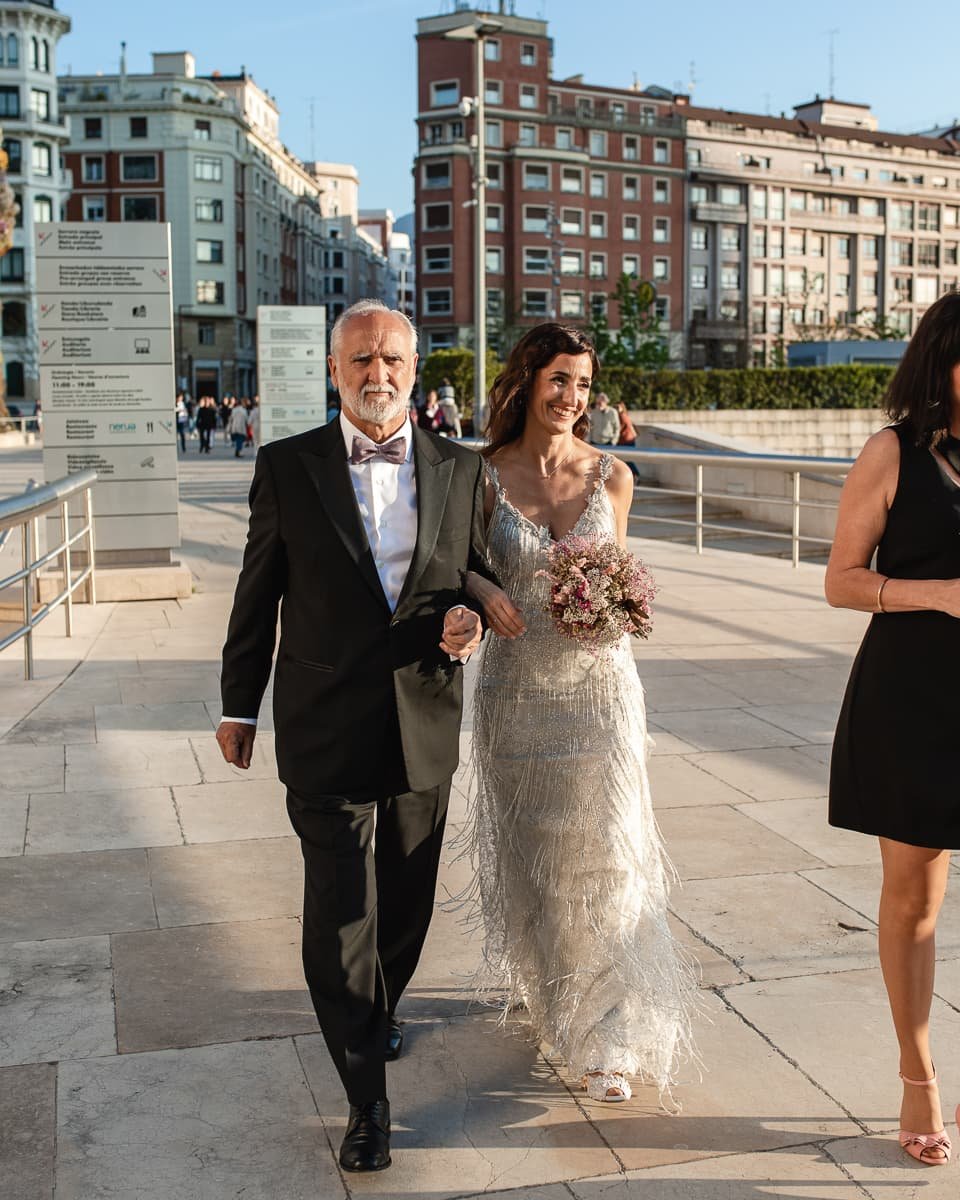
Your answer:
[465,324,696,1102]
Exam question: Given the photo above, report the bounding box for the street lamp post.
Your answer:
[445,18,502,436]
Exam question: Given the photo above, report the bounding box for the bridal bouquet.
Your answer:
[539,535,657,651]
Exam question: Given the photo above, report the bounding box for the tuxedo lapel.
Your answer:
[298,422,391,613]
[398,426,454,609]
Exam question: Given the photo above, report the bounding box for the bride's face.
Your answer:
[527,352,593,436]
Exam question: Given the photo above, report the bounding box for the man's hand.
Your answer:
[440,606,483,659]
[216,721,256,770]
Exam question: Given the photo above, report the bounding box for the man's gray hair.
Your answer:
[329,299,418,359]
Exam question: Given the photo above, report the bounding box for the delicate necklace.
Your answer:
[539,449,574,479]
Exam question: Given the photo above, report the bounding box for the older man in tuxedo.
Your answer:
[217,300,488,1173]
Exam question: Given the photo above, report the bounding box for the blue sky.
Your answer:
[62,0,958,215]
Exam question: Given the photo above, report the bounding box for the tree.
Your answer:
[589,274,669,369]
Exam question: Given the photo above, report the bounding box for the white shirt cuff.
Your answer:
[220,716,258,725]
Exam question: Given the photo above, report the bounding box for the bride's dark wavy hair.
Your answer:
[483,323,600,456]
[884,291,960,446]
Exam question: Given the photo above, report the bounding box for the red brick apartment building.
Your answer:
[415,8,686,361]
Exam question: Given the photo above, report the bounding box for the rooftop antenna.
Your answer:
[825,28,839,97]
[308,96,316,161]
[119,40,127,93]
[688,60,697,97]
[764,91,772,115]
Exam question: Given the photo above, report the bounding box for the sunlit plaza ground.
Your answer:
[2,437,959,1199]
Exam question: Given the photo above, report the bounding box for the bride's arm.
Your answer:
[466,571,526,639]
[606,457,636,546]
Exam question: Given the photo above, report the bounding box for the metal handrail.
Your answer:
[461,441,852,567]
[0,470,97,679]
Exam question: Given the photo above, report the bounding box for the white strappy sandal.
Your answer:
[581,1071,632,1102]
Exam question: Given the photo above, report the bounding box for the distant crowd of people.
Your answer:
[175,394,261,457]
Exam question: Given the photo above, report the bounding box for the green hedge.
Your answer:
[597,364,895,410]
[420,348,503,426]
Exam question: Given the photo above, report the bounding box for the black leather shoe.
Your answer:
[385,1017,403,1061]
[339,1100,391,1173]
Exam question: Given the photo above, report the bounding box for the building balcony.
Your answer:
[2,111,69,135]
[544,107,684,137]
[691,318,748,340]
[787,208,885,233]
[694,201,748,224]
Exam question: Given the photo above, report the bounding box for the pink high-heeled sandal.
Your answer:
[898,1071,952,1166]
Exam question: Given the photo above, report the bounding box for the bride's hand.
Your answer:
[466,571,526,639]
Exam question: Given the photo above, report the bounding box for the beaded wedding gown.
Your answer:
[468,456,696,1090]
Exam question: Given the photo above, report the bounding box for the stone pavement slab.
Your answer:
[738,798,879,868]
[0,848,156,942]
[25,785,183,853]
[93,700,215,741]
[649,755,755,809]
[689,746,829,801]
[825,1131,960,1199]
[56,1039,341,1200]
[172,778,289,843]
[113,917,315,1053]
[0,1063,56,1200]
[0,744,63,794]
[0,792,27,855]
[0,936,115,1066]
[650,708,799,752]
[656,805,823,880]
[189,730,278,783]
[65,737,202,791]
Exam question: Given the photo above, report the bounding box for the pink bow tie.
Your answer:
[348,434,406,465]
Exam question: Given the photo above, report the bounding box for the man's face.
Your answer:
[328,314,418,428]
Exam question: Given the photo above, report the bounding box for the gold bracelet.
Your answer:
[876,577,889,613]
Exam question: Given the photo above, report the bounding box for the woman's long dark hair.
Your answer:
[885,291,960,445]
[483,323,600,456]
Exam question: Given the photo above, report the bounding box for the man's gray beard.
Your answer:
[343,386,409,425]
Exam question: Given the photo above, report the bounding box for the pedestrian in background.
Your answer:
[175,394,188,453]
[617,400,640,480]
[227,400,248,457]
[196,397,218,454]
[588,392,620,447]
[438,377,462,437]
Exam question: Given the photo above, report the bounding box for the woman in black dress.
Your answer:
[827,292,960,1166]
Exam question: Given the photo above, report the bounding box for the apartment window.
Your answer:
[560,291,583,317]
[123,196,158,221]
[945,243,959,266]
[807,234,824,258]
[690,184,708,204]
[752,228,766,257]
[82,195,105,222]
[486,161,502,188]
[523,163,550,190]
[690,225,707,251]
[719,185,741,206]
[427,122,443,145]
[486,203,503,232]
[83,155,105,183]
[768,306,783,333]
[945,206,959,228]
[524,246,551,274]
[862,236,878,259]
[484,39,500,62]
[623,175,639,202]
[4,33,18,68]
[520,42,537,66]
[561,250,583,276]
[484,79,502,105]
[891,202,914,231]
[769,266,784,295]
[1,301,26,337]
[834,236,850,259]
[720,226,740,252]
[891,240,913,267]
[721,266,740,290]
[424,245,452,272]
[0,86,20,118]
[752,265,766,295]
[654,140,669,165]
[589,172,606,199]
[523,290,549,316]
[423,160,451,188]
[752,187,768,219]
[485,246,503,274]
[197,322,215,346]
[861,273,877,297]
[523,205,549,233]
[193,119,212,141]
[653,256,669,281]
[518,123,537,147]
[769,228,784,258]
[424,288,452,315]
[751,304,766,334]
[788,267,806,292]
[654,296,669,323]
[623,214,640,240]
[623,136,638,162]
[556,127,574,150]
[33,194,52,223]
[194,156,222,181]
[430,80,459,107]
[590,212,607,238]
[423,202,451,230]
[589,252,606,279]
[519,84,537,110]
[561,166,583,194]
[687,147,702,167]
[835,273,850,295]
[809,194,826,214]
[196,280,224,304]
[195,198,223,222]
[30,89,50,121]
[1,249,24,285]
[916,276,938,304]
[32,143,51,176]
[653,178,669,203]
[446,120,462,143]
[860,198,881,219]
[577,97,593,119]
[82,117,102,140]
[589,130,607,158]
[653,217,669,244]
[919,204,941,232]
[622,254,640,277]
[197,238,224,262]
[918,241,939,267]
[487,287,503,316]
[691,265,708,289]
[788,231,805,256]
[769,189,785,220]
[590,292,608,317]
[560,208,584,235]
[894,276,913,302]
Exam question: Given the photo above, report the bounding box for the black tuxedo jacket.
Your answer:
[220,419,491,797]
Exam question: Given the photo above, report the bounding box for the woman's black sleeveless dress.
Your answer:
[830,422,960,848]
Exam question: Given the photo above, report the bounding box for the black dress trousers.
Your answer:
[286,780,451,1105]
